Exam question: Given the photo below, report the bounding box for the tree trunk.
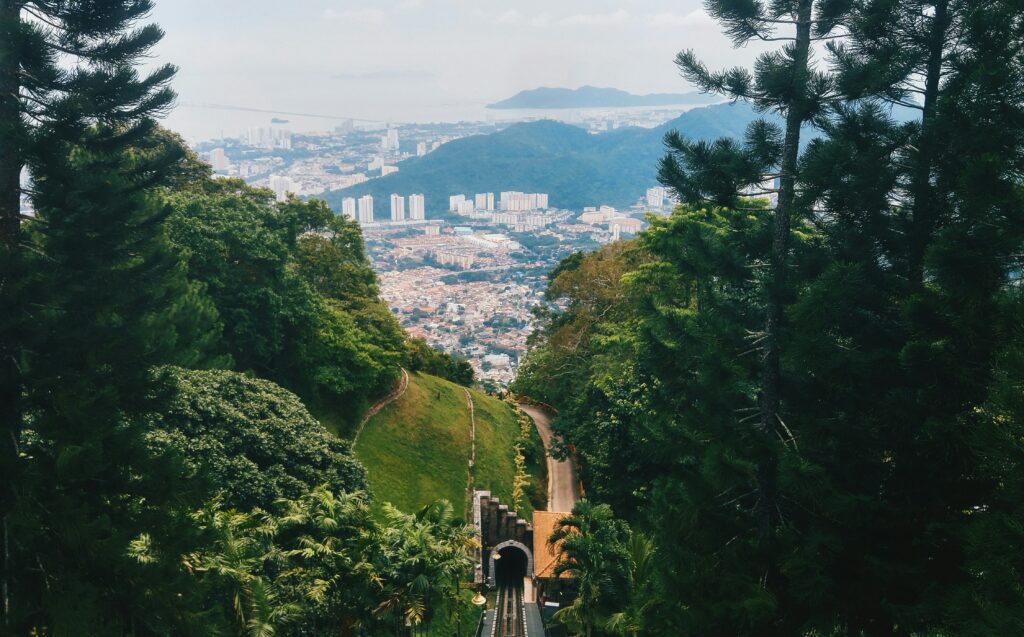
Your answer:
[754,0,812,611]
[908,0,950,282]
[0,0,22,628]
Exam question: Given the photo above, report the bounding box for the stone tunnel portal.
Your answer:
[495,545,529,586]
[487,539,533,588]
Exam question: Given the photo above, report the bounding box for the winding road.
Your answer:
[519,404,580,513]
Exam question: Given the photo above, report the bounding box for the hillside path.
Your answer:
[352,368,409,448]
[463,388,476,470]
[519,404,579,513]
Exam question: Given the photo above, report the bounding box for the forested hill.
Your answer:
[486,85,721,109]
[321,102,765,212]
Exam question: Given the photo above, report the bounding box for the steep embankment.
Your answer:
[354,372,541,518]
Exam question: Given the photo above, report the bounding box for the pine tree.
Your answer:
[0,3,175,624]
[657,0,842,631]
[829,0,964,281]
[11,129,220,633]
[787,0,1024,631]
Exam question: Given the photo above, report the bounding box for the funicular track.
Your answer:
[493,582,526,637]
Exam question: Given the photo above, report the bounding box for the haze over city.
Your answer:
[151,0,770,139]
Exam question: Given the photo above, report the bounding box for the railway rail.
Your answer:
[492,583,526,637]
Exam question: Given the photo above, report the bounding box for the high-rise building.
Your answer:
[646,186,668,208]
[341,197,357,219]
[207,148,229,171]
[390,194,406,222]
[449,194,467,212]
[268,175,298,202]
[409,194,426,220]
[499,192,549,211]
[486,192,495,211]
[416,142,427,156]
[357,195,374,225]
[381,165,399,176]
[610,217,644,241]
[381,128,400,152]
[474,193,489,210]
[245,127,291,150]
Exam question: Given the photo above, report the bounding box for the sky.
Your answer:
[148,0,769,140]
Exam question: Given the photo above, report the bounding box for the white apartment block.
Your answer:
[390,194,406,221]
[357,195,374,225]
[646,186,668,208]
[499,191,549,211]
[409,194,426,220]
[449,194,467,212]
[268,175,298,202]
[341,197,357,219]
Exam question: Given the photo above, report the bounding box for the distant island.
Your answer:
[487,85,721,110]
[270,117,290,124]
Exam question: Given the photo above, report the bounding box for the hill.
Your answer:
[353,372,543,518]
[321,102,765,212]
[487,85,721,109]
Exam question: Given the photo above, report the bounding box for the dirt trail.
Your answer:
[352,368,409,448]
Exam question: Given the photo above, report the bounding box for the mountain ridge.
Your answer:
[321,102,765,212]
[487,85,721,109]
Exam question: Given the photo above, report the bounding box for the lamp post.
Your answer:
[472,590,487,608]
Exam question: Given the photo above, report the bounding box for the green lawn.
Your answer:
[353,373,541,522]
[355,372,473,517]
[470,388,519,508]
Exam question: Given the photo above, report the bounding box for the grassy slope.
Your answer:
[472,390,547,517]
[355,373,544,523]
[470,388,518,508]
[356,372,472,517]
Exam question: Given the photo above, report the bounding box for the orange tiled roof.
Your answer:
[533,511,572,579]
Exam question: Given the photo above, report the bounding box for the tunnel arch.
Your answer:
[487,539,533,587]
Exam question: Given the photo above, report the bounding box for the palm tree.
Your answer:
[276,487,379,635]
[549,500,629,637]
[604,532,657,637]
[373,500,477,635]
[189,506,297,636]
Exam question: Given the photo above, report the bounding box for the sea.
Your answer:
[163,97,705,144]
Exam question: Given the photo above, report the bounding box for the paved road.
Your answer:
[519,404,579,513]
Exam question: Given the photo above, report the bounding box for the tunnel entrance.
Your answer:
[495,545,528,586]
[486,539,534,588]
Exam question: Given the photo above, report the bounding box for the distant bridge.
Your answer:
[178,102,386,124]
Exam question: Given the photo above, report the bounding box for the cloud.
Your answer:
[333,69,434,80]
[531,12,552,28]
[559,9,630,26]
[645,10,715,28]
[492,9,523,25]
[322,7,387,24]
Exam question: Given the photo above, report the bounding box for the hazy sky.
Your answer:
[149,1,768,139]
